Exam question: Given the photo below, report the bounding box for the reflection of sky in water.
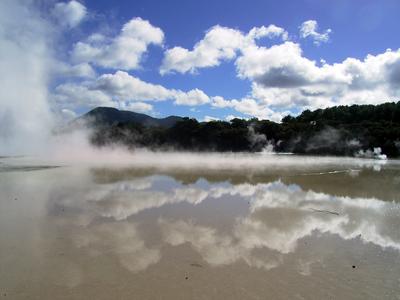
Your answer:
[1,160,400,298]
[44,166,400,274]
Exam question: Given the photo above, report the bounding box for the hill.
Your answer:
[70,102,400,158]
[74,107,183,128]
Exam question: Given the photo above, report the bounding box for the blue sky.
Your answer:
[43,0,400,121]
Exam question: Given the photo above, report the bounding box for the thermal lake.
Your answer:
[1,154,400,299]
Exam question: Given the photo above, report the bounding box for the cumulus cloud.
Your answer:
[174,88,210,106]
[160,26,243,74]
[156,21,336,120]
[234,38,400,113]
[160,24,288,74]
[52,1,87,28]
[157,20,400,121]
[55,62,96,78]
[56,16,400,122]
[119,102,153,113]
[54,83,113,109]
[94,71,176,102]
[25,3,400,125]
[92,71,211,106]
[212,96,285,121]
[72,17,164,70]
[54,71,213,113]
[236,42,320,87]
[247,24,289,41]
[299,20,332,45]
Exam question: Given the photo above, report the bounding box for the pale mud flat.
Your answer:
[1,154,400,299]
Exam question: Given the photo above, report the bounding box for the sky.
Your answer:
[3,0,400,123]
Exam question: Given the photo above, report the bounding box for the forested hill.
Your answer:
[82,102,400,158]
[283,102,400,124]
[73,107,183,128]
[277,102,400,157]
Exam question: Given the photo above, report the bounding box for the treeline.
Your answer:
[90,102,400,157]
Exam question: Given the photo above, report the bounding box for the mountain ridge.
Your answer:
[74,107,183,128]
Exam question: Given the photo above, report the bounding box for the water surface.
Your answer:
[1,154,400,299]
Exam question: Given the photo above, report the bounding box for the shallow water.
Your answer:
[1,154,400,299]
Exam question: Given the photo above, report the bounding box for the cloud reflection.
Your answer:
[159,180,400,271]
[51,169,400,274]
[74,221,160,273]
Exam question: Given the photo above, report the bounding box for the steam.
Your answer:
[395,140,400,152]
[0,0,54,155]
[247,125,275,153]
[0,1,108,160]
[346,139,361,148]
[288,127,389,160]
[356,147,387,160]
[306,127,339,151]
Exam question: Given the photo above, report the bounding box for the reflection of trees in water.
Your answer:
[90,161,400,202]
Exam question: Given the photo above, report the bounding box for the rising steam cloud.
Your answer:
[0,0,112,160]
[0,0,54,155]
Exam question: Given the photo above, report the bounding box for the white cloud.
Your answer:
[55,62,96,78]
[94,71,210,106]
[54,81,154,114]
[54,71,213,114]
[233,37,400,114]
[247,24,289,41]
[160,26,244,75]
[299,20,332,45]
[230,98,272,119]
[203,116,220,122]
[119,101,153,113]
[211,95,232,108]
[54,83,113,109]
[72,17,164,70]
[235,41,345,87]
[52,16,400,122]
[52,1,87,28]
[160,24,288,74]
[225,115,243,121]
[174,88,210,106]
[212,96,284,121]
[94,71,176,101]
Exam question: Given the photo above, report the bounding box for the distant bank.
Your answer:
[67,102,400,158]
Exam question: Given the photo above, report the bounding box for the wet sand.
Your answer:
[1,155,400,299]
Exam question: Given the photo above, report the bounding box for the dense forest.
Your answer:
[85,102,400,158]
